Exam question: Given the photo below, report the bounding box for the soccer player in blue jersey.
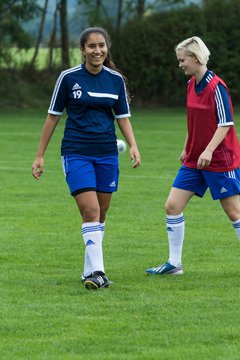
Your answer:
[32,27,141,289]
[146,36,240,276]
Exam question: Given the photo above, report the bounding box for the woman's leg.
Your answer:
[75,191,113,278]
[74,191,104,275]
[165,187,195,215]
[220,195,240,240]
[165,188,194,266]
[97,192,112,249]
[75,191,100,223]
[146,188,195,275]
[97,192,112,224]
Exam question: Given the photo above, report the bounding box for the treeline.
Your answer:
[111,0,240,106]
[1,0,240,108]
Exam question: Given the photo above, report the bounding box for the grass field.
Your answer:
[1,108,240,359]
[4,48,81,69]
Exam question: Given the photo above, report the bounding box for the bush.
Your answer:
[2,0,240,108]
[0,66,60,109]
[112,1,240,106]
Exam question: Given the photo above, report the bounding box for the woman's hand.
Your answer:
[32,157,44,179]
[197,150,212,169]
[197,126,230,169]
[179,149,186,164]
[130,145,141,168]
[31,114,61,180]
[116,117,141,168]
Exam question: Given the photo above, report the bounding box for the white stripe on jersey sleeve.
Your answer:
[122,80,131,115]
[115,113,131,119]
[103,66,130,115]
[215,85,233,126]
[48,65,82,112]
[48,110,63,115]
[215,85,226,124]
[103,66,122,77]
[206,73,213,83]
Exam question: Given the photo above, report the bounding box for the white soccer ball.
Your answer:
[117,139,127,153]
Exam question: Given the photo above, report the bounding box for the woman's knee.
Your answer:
[220,196,240,221]
[80,207,100,222]
[165,199,180,215]
[74,192,100,222]
[165,188,192,215]
[223,207,240,222]
[99,206,109,223]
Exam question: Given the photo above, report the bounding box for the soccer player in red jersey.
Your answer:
[146,36,240,275]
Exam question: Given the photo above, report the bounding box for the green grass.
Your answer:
[4,48,82,69]
[0,108,240,359]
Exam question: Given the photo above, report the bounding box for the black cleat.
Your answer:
[84,271,109,290]
[81,273,92,283]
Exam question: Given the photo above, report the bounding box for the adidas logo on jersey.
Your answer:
[109,181,116,187]
[220,187,228,193]
[72,83,81,90]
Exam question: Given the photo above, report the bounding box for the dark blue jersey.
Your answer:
[48,63,130,156]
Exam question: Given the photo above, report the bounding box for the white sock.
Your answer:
[100,221,105,238]
[166,213,185,266]
[82,222,104,275]
[232,219,240,240]
[83,253,92,278]
[83,221,106,277]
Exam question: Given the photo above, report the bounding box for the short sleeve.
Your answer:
[48,72,69,115]
[113,78,131,118]
[215,83,234,126]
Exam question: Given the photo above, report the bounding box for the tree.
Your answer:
[128,0,187,18]
[0,0,38,65]
[112,3,204,106]
[30,0,49,67]
[89,0,102,25]
[59,0,70,68]
[116,0,123,34]
[78,0,112,27]
[137,0,145,17]
[48,0,59,69]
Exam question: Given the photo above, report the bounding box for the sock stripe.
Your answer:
[82,225,101,235]
[167,216,184,225]
[232,221,240,229]
[100,222,105,233]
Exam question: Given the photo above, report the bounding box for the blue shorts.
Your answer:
[61,155,119,196]
[173,165,240,200]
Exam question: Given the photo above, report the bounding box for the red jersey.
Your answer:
[185,75,240,172]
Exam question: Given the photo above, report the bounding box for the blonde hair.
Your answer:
[175,36,210,65]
